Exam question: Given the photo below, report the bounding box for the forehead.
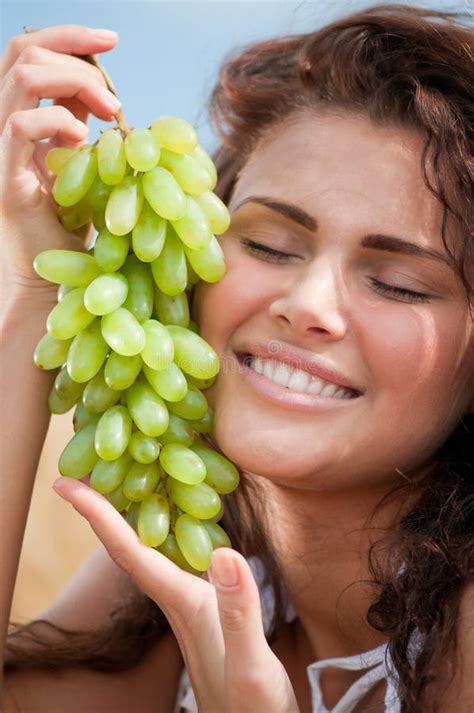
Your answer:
[229,111,448,251]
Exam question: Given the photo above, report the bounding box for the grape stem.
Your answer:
[23,25,130,136]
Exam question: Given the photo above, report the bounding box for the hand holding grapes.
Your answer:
[0,24,120,301]
[53,477,300,713]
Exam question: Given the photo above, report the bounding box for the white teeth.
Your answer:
[320,383,338,398]
[287,369,310,391]
[247,357,356,399]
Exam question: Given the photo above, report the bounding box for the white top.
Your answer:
[174,556,406,713]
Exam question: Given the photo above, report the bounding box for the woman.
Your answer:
[1,4,473,712]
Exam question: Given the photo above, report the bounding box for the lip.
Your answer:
[234,352,362,413]
[234,341,364,395]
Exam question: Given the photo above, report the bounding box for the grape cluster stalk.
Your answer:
[32,61,239,573]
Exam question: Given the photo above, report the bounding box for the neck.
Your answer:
[254,477,420,662]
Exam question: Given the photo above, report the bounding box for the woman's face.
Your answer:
[193,111,474,491]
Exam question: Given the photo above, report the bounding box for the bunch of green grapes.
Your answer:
[33,115,239,573]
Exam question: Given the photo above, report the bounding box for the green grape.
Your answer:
[159,148,213,196]
[53,145,98,207]
[126,500,141,530]
[54,366,85,401]
[46,287,95,340]
[105,175,144,236]
[191,444,239,494]
[95,405,132,461]
[121,255,154,322]
[124,128,160,172]
[97,128,127,185]
[158,413,194,447]
[92,209,107,232]
[194,191,230,235]
[94,230,130,272]
[132,201,167,262]
[187,320,200,334]
[143,362,187,402]
[33,250,101,287]
[34,333,72,370]
[186,374,216,390]
[192,145,217,191]
[153,288,189,327]
[105,483,131,512]
[137,493,169,546]
[101,308,146,356]
[90,452,132,494]
[159,443,206,485]
[126,380,169,437]
[141,319,174,371]
[46,147,74,175]
[190,407,214,433]
[73,400,95,432]
[167,382,208,420]
[202,520,231,549]
[170,195,212,250]
[123,460,162,501]
[150,116,198,154]
[207,501,224,523]
[67,319,109,383]
[156,534,200,574]
[141,166,186,221]
[58,198,93,232]
[57,284,74,302]
[183,236,226,283]
[59,417,100,478]
[186,260,200,287]
[166,478,221,520]
[104,352,142,390]
[86,174,113,211]
[84,273,129,315]
[150,227,187,296]
[128,431,161,464]
[82,369,122,414]
[48,385,79,415]
[166,325,219,380]
[174,514,213,571]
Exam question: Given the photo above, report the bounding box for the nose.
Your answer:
[268,257,348,339]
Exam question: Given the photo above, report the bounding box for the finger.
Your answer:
[0,105,88,199]
[0,63,120,131]
[51,477,203,611]
[211,548,269,669]
[1,25,118,78]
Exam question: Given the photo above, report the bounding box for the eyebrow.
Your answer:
[232,196,455,269]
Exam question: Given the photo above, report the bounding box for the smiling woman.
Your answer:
[1,4,473,713]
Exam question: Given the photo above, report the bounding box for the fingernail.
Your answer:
[97,86,121,109]
[52,478,66,497]
[75,119,88,135]
[92,29,118,41]
[211,553,239,588]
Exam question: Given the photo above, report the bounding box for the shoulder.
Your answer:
[3,630,184,713]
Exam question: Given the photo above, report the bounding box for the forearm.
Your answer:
[0,292,57,675]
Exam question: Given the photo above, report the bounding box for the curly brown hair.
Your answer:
[5,5,473,712]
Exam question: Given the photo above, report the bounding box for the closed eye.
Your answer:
[241,239,431,303]
[240,239,295,262]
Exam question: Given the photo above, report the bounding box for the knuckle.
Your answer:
[11,63,32,91]
[107,547,133,575]
[6,35,25,60]
[18,45,43,64]
[4,111,27,137]
[220,603,248,633]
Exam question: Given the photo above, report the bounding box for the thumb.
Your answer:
[210,548,269,672]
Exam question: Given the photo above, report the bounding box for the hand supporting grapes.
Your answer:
[0,24,120,302]
[52,476,300,713]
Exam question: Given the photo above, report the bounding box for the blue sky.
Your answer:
[2,1,472,153]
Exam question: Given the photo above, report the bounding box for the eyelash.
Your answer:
[241,239,431,304]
